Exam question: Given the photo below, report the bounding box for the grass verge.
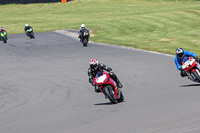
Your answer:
[0,0,200,55]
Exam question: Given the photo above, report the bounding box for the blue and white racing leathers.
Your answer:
[174,50,197,70]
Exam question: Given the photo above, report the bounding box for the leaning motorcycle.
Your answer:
[26,28,35,39]
[94,71,124,104]
[182,56,200,82]
[80,29,89,47]
[0,31,7,43]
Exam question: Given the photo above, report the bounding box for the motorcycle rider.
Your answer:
[0,27,7,41]
[174,48,200,77]
[78,24,90,42]
[24,24,33,37]
[88,58,123,93]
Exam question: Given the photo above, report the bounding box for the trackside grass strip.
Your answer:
[0,0,200,55]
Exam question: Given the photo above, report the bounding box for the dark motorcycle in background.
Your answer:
[26,28,35,39]
[80,29,89,47]
[182,56,200,82]
[0,31,8,43]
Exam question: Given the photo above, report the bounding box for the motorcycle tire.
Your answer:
[29,32,35,39]
[117,91,124,103]
[3,40,7,43]
[104,86,117,104]
[82,38,88,47]
[192,70,200,82]
[30,36,35,39]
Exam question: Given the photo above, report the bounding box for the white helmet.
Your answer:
[25,24,29,27]
[81,24,85,28]
[89,58,98,70]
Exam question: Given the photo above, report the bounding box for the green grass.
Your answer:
[0,0,200,55]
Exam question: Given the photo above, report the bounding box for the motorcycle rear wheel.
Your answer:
[104,86,117,104]
[192,70,200,82]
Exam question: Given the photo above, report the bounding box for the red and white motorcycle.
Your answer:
[182,57,200,82]
[94,72,124,104]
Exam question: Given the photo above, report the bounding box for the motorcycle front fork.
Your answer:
[186,71,195,81]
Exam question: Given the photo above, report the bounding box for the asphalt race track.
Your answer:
[0,32,200,133]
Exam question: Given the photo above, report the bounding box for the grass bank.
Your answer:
[0,0,200,55]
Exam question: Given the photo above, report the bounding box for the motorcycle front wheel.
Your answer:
[30,33,35,39]
[3,38,7,43]
[117,91,124,103]
[104,86,117,104]
[192,70,200,82]
[82,38,88,47]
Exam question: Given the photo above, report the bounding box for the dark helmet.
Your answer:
[176,48,184,58]
[89,58,98,70]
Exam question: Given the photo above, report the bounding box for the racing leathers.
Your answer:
[174,50,200,77]
[78,27,90,42]
[0,29,7,41]
[24,26,33,36]
[88,63,123,92]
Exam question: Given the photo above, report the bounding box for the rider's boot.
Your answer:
[117,80,123,88]
[94,85,100,93]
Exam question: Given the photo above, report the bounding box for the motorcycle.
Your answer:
[0,31,7,43]
[80,29,89,47]
[26,28,35,39]
[182,56,200,82]
[94,71,124,104]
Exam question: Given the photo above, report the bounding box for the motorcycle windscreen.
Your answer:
[96,72,107,83]
[96,72,103,78]
[182,57,190,63]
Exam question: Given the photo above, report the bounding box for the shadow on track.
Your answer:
[94,101,125,105]
[94,102,113,105]
[180,84,200,87]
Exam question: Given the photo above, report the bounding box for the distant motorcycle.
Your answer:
[0,31,8,43]
[80,29,89,47]
[182,56,200,82]
[94,71,124,104]
[26,28,35,39]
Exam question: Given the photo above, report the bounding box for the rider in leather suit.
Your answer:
[88,59,123,92]
[78,24,90,42]
[174,48,200,77]
[24,24,33,36]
